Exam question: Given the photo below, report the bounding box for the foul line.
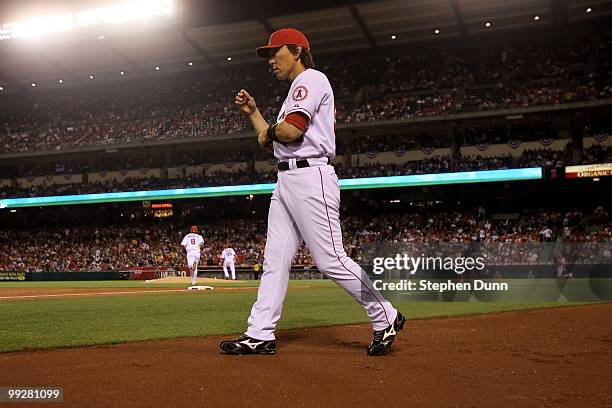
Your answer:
[0,289,191,300]
[0,285,315,300]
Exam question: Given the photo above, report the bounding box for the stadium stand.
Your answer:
[1,30,611,154]
[1,206,610,272]
[1,143,609,198]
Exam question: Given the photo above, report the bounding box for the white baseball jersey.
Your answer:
[222,248,236,262]
[181,233,204,252]
[274,69,335,161]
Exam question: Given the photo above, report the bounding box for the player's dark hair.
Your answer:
[287,45,315,69]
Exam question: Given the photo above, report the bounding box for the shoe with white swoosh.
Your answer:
[367,312,406,356]
[220,335,276,355]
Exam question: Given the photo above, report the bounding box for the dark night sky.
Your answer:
[182,0,374,27]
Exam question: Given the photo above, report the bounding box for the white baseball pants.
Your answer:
[246,162,397,341]
[223,260,236,280]
[186,252,200,285]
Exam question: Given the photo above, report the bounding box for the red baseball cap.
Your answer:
[256,28,310,58]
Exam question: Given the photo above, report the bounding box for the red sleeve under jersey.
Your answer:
[284,112,310,132]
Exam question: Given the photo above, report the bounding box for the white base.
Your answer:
[187,285,214,291]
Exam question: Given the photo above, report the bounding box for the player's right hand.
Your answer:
[235,89,257,115]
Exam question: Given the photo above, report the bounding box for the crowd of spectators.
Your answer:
[1,207,609,273]
[336,37,612,123]
[1,33,611,154]
[336,154,515,178]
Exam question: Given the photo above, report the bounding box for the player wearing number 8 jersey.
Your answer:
[220,28,404,356]
[181,226,204,287]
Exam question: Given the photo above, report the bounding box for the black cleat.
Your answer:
[220,335,276,355]
[367,311,406,356]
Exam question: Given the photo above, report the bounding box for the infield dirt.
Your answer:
[0,303,609,407]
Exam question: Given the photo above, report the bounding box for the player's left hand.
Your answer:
[258,131,273,152]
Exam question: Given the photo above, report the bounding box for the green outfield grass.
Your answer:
[0,279,600,353]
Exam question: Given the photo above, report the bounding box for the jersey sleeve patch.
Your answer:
[292,86,308,101]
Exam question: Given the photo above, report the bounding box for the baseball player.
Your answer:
[540,226,553,242]
[221,247,237,280]
[181,226,204,287]
[220,28,404,356]
[556,256,572,279]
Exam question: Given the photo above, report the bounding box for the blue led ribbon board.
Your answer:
[0,168,542,209]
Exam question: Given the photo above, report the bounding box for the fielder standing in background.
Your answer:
[181,226,204,287]
[220,28,404,356]
[221,247,237,280]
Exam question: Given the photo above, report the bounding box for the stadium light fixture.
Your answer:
[586,7,592,13]
[434,29,440,34]
[155,66,160,70]
[31,82,36,87]
[0,86,3,91]
[534,15,540,21]
[188,61,193,66]
[89,74,94,79]
[227,57,232,61]
[485,22,491,27]
[391,35,397,40]
[58,79,63,84]
[0,0,174,41]
[0,14,74,40]
[120,71,125,75]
